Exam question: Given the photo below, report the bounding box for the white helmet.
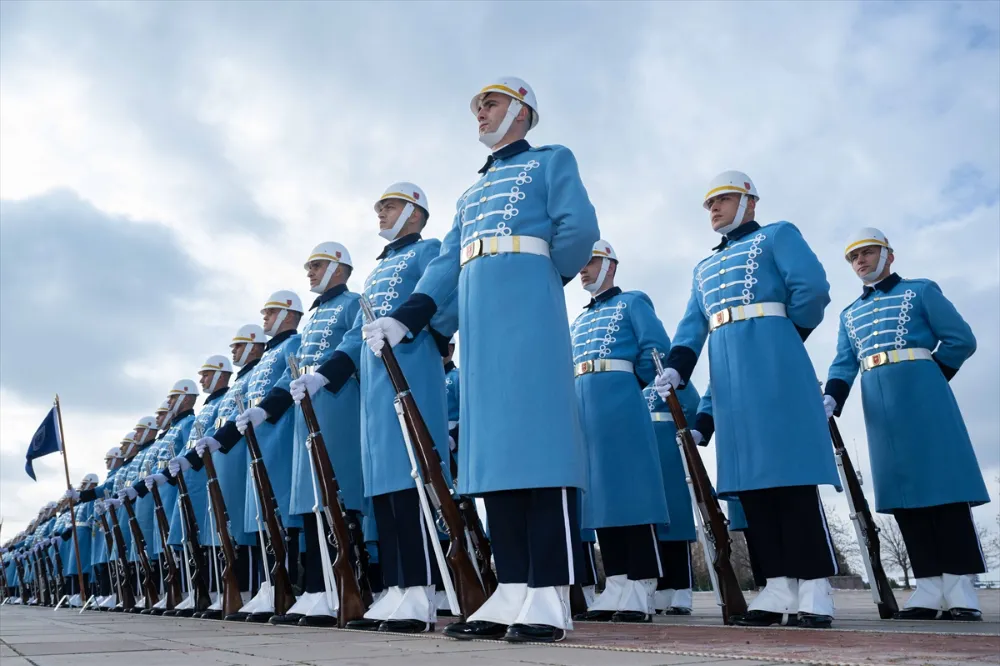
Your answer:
[105,446,123,460]
[584,240,618,295]
[169,379,199,397]
[261,290,304,337]
[375,182,430,242]
[231,324,266,367]
[199,354,233,393]
[81,473,99,487]
[703,170,759,236]
[470,77,540,150]
[44,501,57,511]
[844,227,893,284]
[134,415,157,431]
[155,400,170,415]
[304,242,353,294]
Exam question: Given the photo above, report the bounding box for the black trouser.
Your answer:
[656,540,692,590]
[96,563,112,596]
[893,503,986,578]
[737,485,838,581]
[741,529,767,588]
[482,487,584,588]
[597,524,662,581]
[581,541,598,587]
[372,488,443,589]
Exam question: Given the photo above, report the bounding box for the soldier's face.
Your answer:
[306,260,331,289]
[198,370,213,392]
[579,257,605,287]
[376,199,406,232]
[230,343,244,364]
[477,92,511,137]
[707,193,741,230]
[848,245,884,278]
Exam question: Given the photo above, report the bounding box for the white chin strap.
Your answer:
[379,203,414,241]
[715,193,748,236]
[479,99,523,149]
[859,246,889,284]
[206,371,221,394]
[266,309,288,337]
[584,258,611,294]
[310,261,339,294]
[235,343,253,368]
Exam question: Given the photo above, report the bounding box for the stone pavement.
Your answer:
[1,591,998,666]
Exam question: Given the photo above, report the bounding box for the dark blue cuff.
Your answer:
[694,412,714,445]
[134,482,149,499]
[795,324,813,342]
[318,351,357,394]
[78,488,97,504]
[933,355,958,381]
[561,275,574,286]
[389,293,437,336]
[166,473,179,486]
[185,449,204,472]
[259,388,294,423]
[61,529,72,541]
[215,421,241,454]
[428,327,451,357]
[824,378,851,416]
[664,345,698,384]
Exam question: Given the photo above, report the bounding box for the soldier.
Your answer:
[195,324,268,618]
[299,182,456,634]
[824,227,989,621]
[654,170,840,628]
[104,432,142,610]
[362,78,600,642]
[569,240,671,624]
[57,472,98,606]
[262,243,363,627]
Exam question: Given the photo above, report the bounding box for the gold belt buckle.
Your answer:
[574,360,594,377]
[461,239,483,266]
[866,351,889,370]
[711,307,732,330]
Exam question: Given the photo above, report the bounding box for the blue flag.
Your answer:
[25,406,62,481]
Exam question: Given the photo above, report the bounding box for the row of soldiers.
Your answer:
[2,76,991,642]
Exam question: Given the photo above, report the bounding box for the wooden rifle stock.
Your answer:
[173,472,213,611]
[106,508,138,609]
[96,511,129,607]
[360,297,488,619]
[456,496,497,596]
[122,497,159,609]
[149,482,183,610]
[238,402,295,617]
[653,351,747,625]
[201,452,246,617]
[289,355,369,626]
[829,418,898,619]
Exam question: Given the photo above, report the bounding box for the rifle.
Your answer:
[360,296,488,619]
[172,458,213,612]
[288,355,369,626]
[14,554,29,604]
[236,393,296,616]
[201,446,246,617]
[652,350,748,625]
[106,500,138,610]
[34,549,52,606]
[95,500,125,607]
[123,469,160,609]
[829,418,898,619]
[149,462,183,610]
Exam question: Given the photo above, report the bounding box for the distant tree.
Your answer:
[876,515,911,589]
[823,502,858,576]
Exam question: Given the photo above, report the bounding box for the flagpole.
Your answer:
[54,395,88,607]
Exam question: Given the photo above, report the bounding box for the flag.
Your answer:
[25,406,62,481]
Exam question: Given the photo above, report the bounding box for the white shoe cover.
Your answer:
[239,581,274,614]
[386,585,436,623]
[68,594,83,608]
[797,578,835,617]
[748,577,798,614]
[434,590,455,616]
[670,587,693,611]
[653,588,674,611]
[286,591,321,616]
[151,595,168,610]
[364,585,403,620]
[173,592,195,610]
[904,576,947,611]
[942,573,981,611]
[307,590,339,618]
[468,582,528,626]
[514,585,572,630]
[582,584,597,607]
[588,573,626,611]
[618,578,657,614]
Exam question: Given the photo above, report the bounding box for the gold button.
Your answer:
[874,319,879,324]
[874,296,880,301]
[873,343,880,348]
[477,214,484,221]
[720,268,726,274]
[483,181,490,186]
[489,167,497,172]
[873,308,879,312]
[720,283,726,288]
[480,197,486,203]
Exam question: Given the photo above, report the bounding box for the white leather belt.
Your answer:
[460,235,550,267]
[650,412,674,423]
[574,359,634,377]
[861,347,932,372]
[708,302,787,332]
[300,364,319,375]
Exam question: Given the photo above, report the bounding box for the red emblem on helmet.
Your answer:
[285,299,292,306]
[744,182,751,190]
[518,87,527,96]
[413,192,420,200]
[335,251,342,259]
[605,246,611,253]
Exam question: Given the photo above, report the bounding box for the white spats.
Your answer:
[98,594,117,609]
[617,578,657,614]
[749,576,798,614]
[364,585,404,621]
[905,576,947,611]
[285,591,322,616]
[587,573,626,611]
[173,592,195,610]
[239,581,274,614]
[943,573,981,611]
[797,578,835,616]
[435,590,455,616]
[307,590,339,619]
[67,594,83,608]
[514,585,573,630]
[582,584,596,607]
[468,582,528,626]
[151,596,168,610]
[670,587,693,611]
[653,588,674,611]
[386,585,437,624]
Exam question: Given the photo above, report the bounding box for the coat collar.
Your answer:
[310,283,347,310]
[862,272,902,300]
[712,220,761,251]
[585,286,622,309]
[168,409,195,429]
[377,233,421,260]
[444,361,456,374]
[206,387,229,403]
[265,328,296,351]
[479,139,531,174]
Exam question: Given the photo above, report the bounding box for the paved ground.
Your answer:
[1,591,998,666]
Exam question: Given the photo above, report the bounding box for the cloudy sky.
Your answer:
[2,0,997,572]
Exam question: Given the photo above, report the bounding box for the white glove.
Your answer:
[63,488,80,502]
[690,430,705,446]
[289,373,329,403]
[448,435,457,452]
[823,395,837,419]
[146,473,168,489]
[362,317,409,356]
[94,500,106,515]
[123,486,138,501]
[653,367,682,400]
[236,406,268,434]
[168,456,191,477]
[195,436,221,456]
[106,498,122,509]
